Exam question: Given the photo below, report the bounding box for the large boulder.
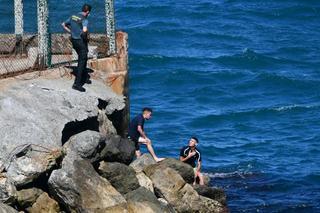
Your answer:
[0,175,16,205]
[16,188,44,209]
[98,135,135,165]
[129,154,156,173]
[125,187,174,213]
[63,130,103,162]
[144,165,226,213]
[0,77,125,166]
[28,192,60,213]
[136,172,154,193]
[5,147,62,187]
[156,158,195,184]
[48,156,127,212]
[193,185,227,206]
[98,162,140,195]
[203,174,211,186]
[0,202,18,213]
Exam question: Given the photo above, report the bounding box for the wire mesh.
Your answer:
[0,0,113,77]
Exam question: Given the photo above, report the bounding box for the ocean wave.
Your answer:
[214,48,304,68]
[189,103,320,126]
[203,171,255,179]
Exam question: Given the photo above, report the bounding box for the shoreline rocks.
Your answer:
[48,158,127,212]
[0,77,228,212]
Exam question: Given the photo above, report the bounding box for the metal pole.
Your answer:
[14,0,24,55]
[14,0,23,35]
[37,0,51,68]
[105,0,116,55]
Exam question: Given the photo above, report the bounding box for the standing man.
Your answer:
[62,4,92,92]
[128,108,165,162]
[180,137,204,185]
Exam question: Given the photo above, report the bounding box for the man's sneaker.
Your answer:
[72,84,86,92]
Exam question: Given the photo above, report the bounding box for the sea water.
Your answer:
[1,0,320,211]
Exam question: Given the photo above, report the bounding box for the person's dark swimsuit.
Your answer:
[180,146,202,168]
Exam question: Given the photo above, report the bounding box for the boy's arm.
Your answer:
[196,160,202,172]
[180,149,195,162]
[137,125,147,139]
[62,18,71,33]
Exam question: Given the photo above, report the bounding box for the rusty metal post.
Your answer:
[105,0,117,55]
[14,0,24,55]
[37,0,51,68]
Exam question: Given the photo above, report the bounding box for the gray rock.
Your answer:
[157,198,176,213]
[5,147,62,187]
[63,130,103,161]
[98,162,140,195]
[0,77,125,166]
[125,187,174,213]
[28,192,60,213]
[16,188,43,209]
[98,135,135,165]
[48,157,127,212]
[136,172,154,193]
[98,108,117,138]
[157,158,195,184]
[144,165,226,213]
[0,202,18,213]
[129,154,156,173]
[0,175,16,205]
[193,185,227,206]
[203,174,211,186]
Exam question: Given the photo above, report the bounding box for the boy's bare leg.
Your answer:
[193,170,205,185]
[146,142,165,162]
[135,150,142,158]
[139,138,165,162]
[198,172,205,185]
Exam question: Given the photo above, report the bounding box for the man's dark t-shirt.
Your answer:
[128,114,145,141]
[180,146,202,168]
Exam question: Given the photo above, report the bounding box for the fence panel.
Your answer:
[0,0,116,77]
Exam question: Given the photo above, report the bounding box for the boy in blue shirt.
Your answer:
[128,108,165,162]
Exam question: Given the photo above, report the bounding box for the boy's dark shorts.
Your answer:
[128,136,140,151]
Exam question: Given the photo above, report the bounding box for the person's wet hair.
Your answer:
[142,107,153,113]
[82,4,92,13]
[191,136,199,144]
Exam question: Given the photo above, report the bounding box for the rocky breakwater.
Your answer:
[0,73,228,212]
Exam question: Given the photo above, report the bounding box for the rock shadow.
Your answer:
[61,116,99,145]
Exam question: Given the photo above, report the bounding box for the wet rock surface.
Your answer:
[194,185,227,206]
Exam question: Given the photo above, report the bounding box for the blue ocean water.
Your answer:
[1,0,320,212]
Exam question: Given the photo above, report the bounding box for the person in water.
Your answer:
[128,107,165,162]
[62,4,92,92]
[180,137,204,185]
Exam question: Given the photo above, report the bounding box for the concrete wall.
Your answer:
[89,31,130,137]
